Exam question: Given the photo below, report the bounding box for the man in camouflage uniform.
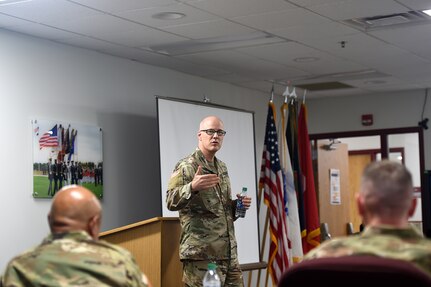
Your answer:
[166,116,252,287]
[1,185,151,287]
[304,160,431,277]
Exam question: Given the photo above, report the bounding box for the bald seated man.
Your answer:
[1,185,151,287]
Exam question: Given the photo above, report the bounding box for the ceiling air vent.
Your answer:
[295,82,353,91]
[343,11,431,31]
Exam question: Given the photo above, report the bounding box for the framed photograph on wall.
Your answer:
[32,119,103,199]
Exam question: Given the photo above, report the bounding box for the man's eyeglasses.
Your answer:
[200,129,227,136]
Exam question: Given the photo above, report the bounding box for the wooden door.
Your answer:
[316,141,351,238]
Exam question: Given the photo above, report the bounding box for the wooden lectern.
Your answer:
[99,217,182,287]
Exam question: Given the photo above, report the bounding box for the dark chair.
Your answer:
[278,256,431,287]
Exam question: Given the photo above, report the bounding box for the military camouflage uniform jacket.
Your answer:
[304,225,431,277]
[166,148,238,261]
[1,231,148,287]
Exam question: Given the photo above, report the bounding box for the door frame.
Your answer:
[310,126,424,179]
[310,126,425,233]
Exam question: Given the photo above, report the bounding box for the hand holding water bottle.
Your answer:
[235,187,252,218]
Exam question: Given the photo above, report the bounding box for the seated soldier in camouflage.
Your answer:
[167,116,252,287]
[304,160,431,277]
[1,185,152,287]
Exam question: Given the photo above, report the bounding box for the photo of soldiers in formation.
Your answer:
[32,119,103,199]
[35,160,103,197]
[45,160,103,196]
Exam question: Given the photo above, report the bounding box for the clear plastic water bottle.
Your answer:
[203,262,221,287]
[235,187,248,218]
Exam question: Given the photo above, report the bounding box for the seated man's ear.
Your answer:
[407,197,417,218]
[356,193,365,217]
[88,214,101,240]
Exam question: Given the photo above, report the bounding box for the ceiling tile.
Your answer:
[5,24,80,41]
[178,50,311,80]
[56,35,126,52]
[232,8,330,31]
[387,62,431,80]
[160,19,258,39]
[236,42,320,61]
[341,76,429,93]
[0,13,33,27]
[356,48,431,74]
[294,31,397,65]
[363,83,424,92]
[305,88,368,98]
[69,0,177,13]
[286,0,342,7]
[236,42,369,74]
[95,27,188,48]
[340,76,406,89]
[234,80,280,94]
[159,59,230,77]
[269,21,358,42]
[205,73,257,83]
[370,23,431,60]
[184,0,297,18]
[396,0,431,10]
[48,14,145,37]
[0,0,102,24]
[306,0,409,21]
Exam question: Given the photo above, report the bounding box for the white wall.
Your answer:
[0,29,269,274]
[2,28,431,287]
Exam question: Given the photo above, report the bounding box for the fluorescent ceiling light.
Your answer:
[147,32,287,55]
[294,57,319,63]
[423,9,431,16]
[364,80,386,85]
[0,0,32,6]
[328,69,378,78]
[152,12,186,20]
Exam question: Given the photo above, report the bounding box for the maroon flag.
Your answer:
[65,126,70,154]
[286,99,306,245]
[260,102,290,284]
[298,103,321,252]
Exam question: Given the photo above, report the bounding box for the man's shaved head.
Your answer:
[199,116,223,131]
[48,185,102,239]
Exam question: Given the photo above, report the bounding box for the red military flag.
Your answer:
[286,98,306,244]
[260,101,290,284]
[57,125,65,162]
[298,102,321,252]
[68,129,77,161]
[65,126,70,154]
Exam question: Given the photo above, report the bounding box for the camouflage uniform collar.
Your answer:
[195,148,219,164]
[44,231,93,243]
[362,225,423,239]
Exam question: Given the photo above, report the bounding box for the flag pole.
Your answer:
[255,207,269,287]
[256,88,274,287]
[255,162,268,286]
[255,86,275,287]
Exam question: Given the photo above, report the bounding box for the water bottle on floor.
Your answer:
[203,262,221,287]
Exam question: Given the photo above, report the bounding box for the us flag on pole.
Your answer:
[39,124,59,149]
[260,101,290,285]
